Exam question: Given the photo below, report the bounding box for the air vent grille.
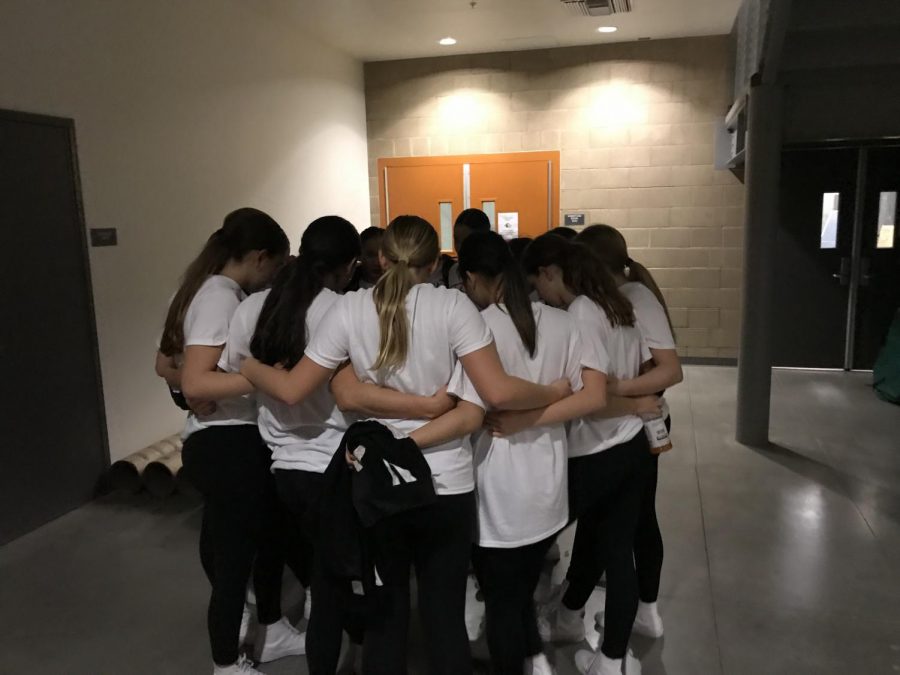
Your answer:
[560,0,633,16]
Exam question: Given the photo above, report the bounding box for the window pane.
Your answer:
[439,202,453,251]
[482,200,496,228]
[876,191,896,249]
[820,192,840,249]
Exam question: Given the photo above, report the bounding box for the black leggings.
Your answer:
[472,535,555,675]
[364,492,476,675]
[632,416,671,603]
[274,469,363,675]
[563,432,650,660]
[182,425,284,666]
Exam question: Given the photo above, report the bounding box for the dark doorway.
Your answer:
[0,109,108,544]
[775,144,900,370]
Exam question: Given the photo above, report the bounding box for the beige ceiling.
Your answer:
[287,0,743,62]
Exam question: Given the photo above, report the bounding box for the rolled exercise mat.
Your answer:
[142,449,184,498]
[108,435,181,493]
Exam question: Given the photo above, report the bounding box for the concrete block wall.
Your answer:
[364,36,744,358]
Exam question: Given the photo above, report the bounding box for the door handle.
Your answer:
[832,257,850,286]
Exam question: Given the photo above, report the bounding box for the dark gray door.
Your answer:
[775,147,858,368]
[0,110,108,544]
[855,147,900,369]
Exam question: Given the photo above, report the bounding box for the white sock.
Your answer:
[530,652,555,675]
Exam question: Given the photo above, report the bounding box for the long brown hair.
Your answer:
[159,208,288,356]
[577,224,673,333]
[372,215,440,372]
[458,231,537,357]
[251,216,360,368]
[522,232,635,327]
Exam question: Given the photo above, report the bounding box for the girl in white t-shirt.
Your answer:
[221,216,453,674]
[576,224,683,641]
[454,231,612,675]
[158,208,296,675]
[241,215,570,675]
[496,233,656,675]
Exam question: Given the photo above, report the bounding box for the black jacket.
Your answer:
[315,420,437,589]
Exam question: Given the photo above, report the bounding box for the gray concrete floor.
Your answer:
[1,366,899,675]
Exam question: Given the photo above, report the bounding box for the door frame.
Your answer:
[1,108,110,471]
[781,138,900,372]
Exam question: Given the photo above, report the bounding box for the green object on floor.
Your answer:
[873,310,900,405]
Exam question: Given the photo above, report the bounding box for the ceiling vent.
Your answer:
[560,0,633,16]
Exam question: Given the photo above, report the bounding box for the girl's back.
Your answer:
[306,283,491,493]
[566,295,648,456]
[220,287,352,473]
[468,302,583,546]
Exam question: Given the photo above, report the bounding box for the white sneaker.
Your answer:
[538,604,585,643]
[574,649,640,675]
[632,601,664,638]
[255,616,306,662]
[213,654,264,674]
[594,601,663,639]
[528,652,557,675]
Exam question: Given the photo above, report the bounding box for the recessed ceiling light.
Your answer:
[597,26,618,33]
[439,37,457,46]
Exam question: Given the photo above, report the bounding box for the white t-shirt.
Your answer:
[620,282,676,350]
[455,303,584,548]
[621,281,676,418]
[566,295,648,457]
[219,288,353,473]
[180,275,256,439]
[305,284,493,495]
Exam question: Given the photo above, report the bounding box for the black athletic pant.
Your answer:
[274,469,363,675]
[363,492,476,675]
[592,417,670,604]
[182,425,284,666]
[472,535,556,675]
[563,432,650,660]
[274,469,320,592]
[632,416,671,603]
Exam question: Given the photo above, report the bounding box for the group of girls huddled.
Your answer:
[156,206,682,675]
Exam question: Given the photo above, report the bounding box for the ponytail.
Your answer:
[372,216,439,372]
[458,231,537,357]
[251,216,360,368]
[578,224,674,334]
[523,233,635,328]
[159,208,288,356]
[626,259,674,334]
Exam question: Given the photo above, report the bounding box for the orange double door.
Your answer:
[377,151,560,253]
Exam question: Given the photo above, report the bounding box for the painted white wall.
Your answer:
[0,0,370,461]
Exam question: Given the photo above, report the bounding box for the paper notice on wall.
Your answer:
[497,212,519,241]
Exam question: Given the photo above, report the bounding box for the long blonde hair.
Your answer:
[372,215,439,372]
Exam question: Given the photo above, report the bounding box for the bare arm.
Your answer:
[409,400,485,450]
[459,343,569,411]
[181,345,254,401]
[330,363,455,420]
[609,348,682,397]
[484,369,607,436]
[155,351,181,389]
[592,394,661,419]
[241,355,333,406]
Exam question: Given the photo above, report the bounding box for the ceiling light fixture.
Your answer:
[597,26,618,33]
[439,37,458,46]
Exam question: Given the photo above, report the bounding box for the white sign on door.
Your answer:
[497,212,519,241]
